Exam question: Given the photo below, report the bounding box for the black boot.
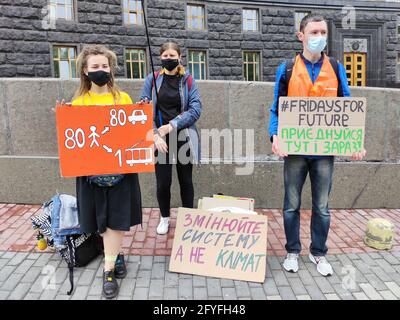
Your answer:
[103,270,119,299]
[114,253,127,279]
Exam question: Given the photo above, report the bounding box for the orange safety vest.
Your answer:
[288,54,338,97]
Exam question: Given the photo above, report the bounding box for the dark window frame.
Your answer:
[242,8,260,33]
[48,0,77,21]
[124,47,149,79]
[243,50,262,82]
[186,2,207,31]
[187,49,208,80]
[50,43,80,79]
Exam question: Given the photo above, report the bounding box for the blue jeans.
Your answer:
[50,194,81,248]
[283,156,334,256]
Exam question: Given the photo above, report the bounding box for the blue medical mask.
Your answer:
[307,36,327,54]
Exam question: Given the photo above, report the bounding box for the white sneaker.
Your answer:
[309,253,333,276]
[156,217,170,235]
[283,253,299,273]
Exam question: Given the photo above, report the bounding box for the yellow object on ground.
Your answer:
[364,218,395,250]
[37,238,47,250]
[36,232,47,250]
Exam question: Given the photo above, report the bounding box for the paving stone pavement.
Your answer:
[1,205,399,300]
[1,250,400,300]
[1,206,400,257]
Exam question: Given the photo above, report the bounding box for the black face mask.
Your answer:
[161,59,179,72]
[87,70,111,87]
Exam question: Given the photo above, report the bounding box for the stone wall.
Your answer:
[0,78,399,208]
[0,0,398,86]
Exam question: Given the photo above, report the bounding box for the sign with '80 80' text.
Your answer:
[56,103,154,177]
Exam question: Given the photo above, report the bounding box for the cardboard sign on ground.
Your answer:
[198,197,254,212]
[169,207,268,283]
[277,97,367,156]
[212,194,255,211]
[56,103,154,177]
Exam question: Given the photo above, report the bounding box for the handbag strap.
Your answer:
[66,235,75,295]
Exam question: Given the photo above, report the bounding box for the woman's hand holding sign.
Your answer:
[158,124,173,137]
[154,134,168,153]
[136,98,171,153]
[52,99,71,113]
[154,123,174,153]
[137,98,149,105]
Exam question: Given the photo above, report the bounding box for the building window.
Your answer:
[397,52,400,82]
[188,50,207,80]
[53,46,77,79]
[295,11,311,32]
[126,49,147,79]
[123,0,144,25]
[243,9,259,32]
[49,0,74,20]
[243,51,260,81]
[187,4,206,30]
[397,15,400,37]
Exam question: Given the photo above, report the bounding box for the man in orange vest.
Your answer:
[268,14,366,276]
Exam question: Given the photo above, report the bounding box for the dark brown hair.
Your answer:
[299,14,327,33]
[160,42,181,56]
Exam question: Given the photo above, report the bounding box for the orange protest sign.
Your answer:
[56,103,155,177]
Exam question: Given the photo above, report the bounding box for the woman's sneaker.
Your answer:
[114,253,127,279]
[309,253,333,276]
[103,270,119,299]
[157,217,170,235]
[283,253,299,273]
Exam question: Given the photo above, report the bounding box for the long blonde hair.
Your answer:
[73,44,121,101]
[159,42,186,76]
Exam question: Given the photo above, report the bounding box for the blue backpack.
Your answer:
[31,194,104,295]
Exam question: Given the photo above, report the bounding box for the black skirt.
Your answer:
[76,174,142,234]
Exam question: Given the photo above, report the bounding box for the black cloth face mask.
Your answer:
[87,70,111,87]
[161,59,179,72]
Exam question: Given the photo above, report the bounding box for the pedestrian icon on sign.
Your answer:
[89,126,100,148]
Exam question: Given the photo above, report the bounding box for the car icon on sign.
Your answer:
[128,110,147,124]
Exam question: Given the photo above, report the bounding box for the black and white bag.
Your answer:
[61,233,103,295]
[31,200,54,247]
[31,196,104,295]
